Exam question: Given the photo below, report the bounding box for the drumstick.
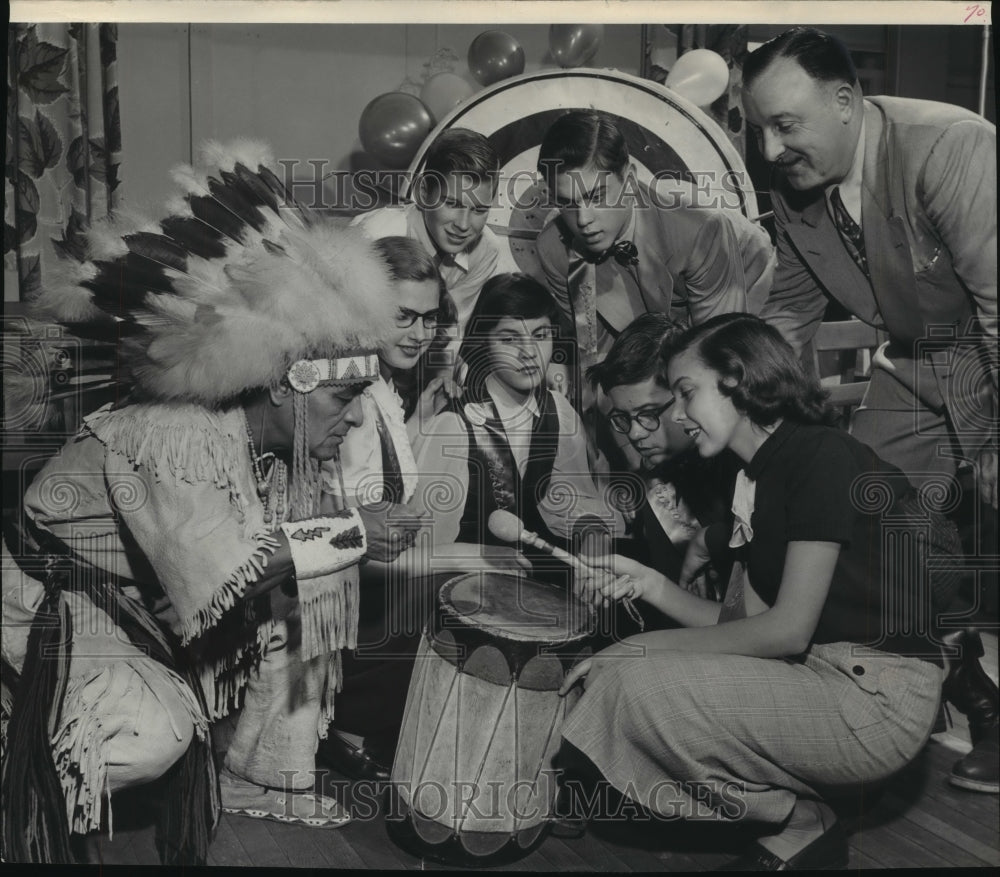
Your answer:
[488,510,591,575]
[487,510,646,632]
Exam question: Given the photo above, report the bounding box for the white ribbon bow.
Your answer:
[729,470,757,548]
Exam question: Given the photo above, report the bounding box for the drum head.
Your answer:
[440,572,590,643]
[406,68,758,280]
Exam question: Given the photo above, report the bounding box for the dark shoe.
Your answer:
[317,733,391,783]
[549,780,587,839]
[941,629,999,745]
[718,821,849,871]
[549,813,587,839]
[950,734,1000,794]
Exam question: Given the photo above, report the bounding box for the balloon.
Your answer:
[665,49,730,107]
[358,92,434,168]
[549,24,604,68]
[468,30,525,86]
[419,72,474,123]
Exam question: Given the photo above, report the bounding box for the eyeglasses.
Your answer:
[608,399,675,434]
[396,307,441,329]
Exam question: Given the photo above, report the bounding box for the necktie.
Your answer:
[566,251,600,360]
[830,186,869,278]
[593,239,639,267]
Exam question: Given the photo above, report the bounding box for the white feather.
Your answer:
[199,138,275,173]
[170,163,211,197]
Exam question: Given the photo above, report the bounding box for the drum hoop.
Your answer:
[405,67,756,218]
[438,571,592,644]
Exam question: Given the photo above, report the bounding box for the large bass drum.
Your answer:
[405,67,760,281]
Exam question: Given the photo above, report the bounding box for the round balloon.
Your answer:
[665,49,731,107]
[549,24,604,68]
[358,92,434,168]
[468,31,525,87]
[419,72,474,124]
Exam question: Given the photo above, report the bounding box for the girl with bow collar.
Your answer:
[560,313,959,870]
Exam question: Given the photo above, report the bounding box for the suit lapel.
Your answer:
[635,203,673,311]
[786,195,877,321]
[860,102,926,345]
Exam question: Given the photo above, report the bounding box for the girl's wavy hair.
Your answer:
[667,313,839,427]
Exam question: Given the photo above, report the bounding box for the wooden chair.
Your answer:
[811,319,884,420]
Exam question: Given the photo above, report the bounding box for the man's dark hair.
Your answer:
[743,27,858,90]
[587,312,683,394]
[536,111,630,191]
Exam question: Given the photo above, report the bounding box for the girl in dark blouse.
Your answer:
[559,313,951,870]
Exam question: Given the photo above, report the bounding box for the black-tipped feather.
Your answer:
[232,162,281,213]
[159,216,227,260]
[83,252,176,317]
[207,175,266,232]
[124,232,189,272]
[257,165,295,210]
[188,195,250,245]
[220,168,273,214]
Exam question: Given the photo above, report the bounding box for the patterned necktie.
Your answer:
[830,186,869,278]
[593,239,639,267]
[566,251,600,360]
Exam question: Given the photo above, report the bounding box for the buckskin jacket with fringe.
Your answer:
[19,400,367,721]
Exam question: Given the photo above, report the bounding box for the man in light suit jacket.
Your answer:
[534,111,775,411]
[744,26,998,794]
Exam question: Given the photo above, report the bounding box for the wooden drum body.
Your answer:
[387,572,592,866]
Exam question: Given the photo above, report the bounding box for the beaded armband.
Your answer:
[280,510,368,579]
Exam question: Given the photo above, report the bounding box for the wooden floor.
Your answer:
[79,663,1000,875]
[81,735,998,871]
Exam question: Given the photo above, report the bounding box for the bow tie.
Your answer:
[590,239,639,267]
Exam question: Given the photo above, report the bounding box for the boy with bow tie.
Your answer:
[534,111,775,406]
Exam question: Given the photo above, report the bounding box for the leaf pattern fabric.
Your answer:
[4,23,122,300]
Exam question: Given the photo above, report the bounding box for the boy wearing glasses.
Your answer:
[589,313,738,596]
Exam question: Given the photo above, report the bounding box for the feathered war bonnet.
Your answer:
[32,139,399,521]
[31,138,395,407]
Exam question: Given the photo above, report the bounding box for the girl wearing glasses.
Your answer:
[560,313,955,869]
[411,272,623,569]
[325,236,456,510]
[319,235,456,781]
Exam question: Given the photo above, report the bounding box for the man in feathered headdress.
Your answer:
[1,140,427,863]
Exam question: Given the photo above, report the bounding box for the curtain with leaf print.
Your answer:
[5,23,122,302]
